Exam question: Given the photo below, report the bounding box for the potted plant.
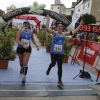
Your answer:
[5,26,18,36]
[37,29,42,40]
[0,27,17,69]
[63,37,72,63]
[44,33,52,53]
[37,29,46,46]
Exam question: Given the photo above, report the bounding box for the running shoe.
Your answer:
[22,77,26,83]
[57,81,64,87]
[20,67,23,74]
[46,69,50,75]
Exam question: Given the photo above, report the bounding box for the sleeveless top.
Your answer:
[18,28,32,48]
[50,32,65,54]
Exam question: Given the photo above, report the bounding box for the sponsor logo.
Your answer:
[3,8,22,19]
[29,2,45,14]
[83,47,95,55]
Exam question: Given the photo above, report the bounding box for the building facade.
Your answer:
[51,0,71,15]
[74,0,100,24]
[75,0,92,14]
[90,0,100,23]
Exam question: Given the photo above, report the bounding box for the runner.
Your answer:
[45,14,84,87]
[16,20,39,83]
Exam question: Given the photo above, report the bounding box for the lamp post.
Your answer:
[42,17,45,28]
[43,17,45,25]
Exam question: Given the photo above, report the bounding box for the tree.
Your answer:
[62,14,72,22]
[78,13,96,24]
[66,15,72,22]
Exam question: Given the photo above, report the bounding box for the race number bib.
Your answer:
[54,44,62,52]
[21,39,30,46]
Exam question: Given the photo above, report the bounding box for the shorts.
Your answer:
[16,46,32,54]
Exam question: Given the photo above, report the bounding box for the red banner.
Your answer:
[77,41,100,66]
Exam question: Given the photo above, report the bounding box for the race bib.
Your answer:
[54,44,62,52]
[21,39,30,46]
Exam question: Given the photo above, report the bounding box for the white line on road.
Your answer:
[0,89,92,92]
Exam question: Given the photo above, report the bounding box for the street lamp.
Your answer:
[42,17,45,28]
[43,17,45,25]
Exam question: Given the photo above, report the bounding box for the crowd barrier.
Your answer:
[69,38,100,82]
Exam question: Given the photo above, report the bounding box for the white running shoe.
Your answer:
[22,77,26,84]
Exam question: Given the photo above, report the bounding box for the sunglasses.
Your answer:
[23,22,29,24]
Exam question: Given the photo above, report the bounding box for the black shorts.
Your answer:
[16,46,32,54]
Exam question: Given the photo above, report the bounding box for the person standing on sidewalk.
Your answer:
[45,14,84,87]
[16,20,39,83]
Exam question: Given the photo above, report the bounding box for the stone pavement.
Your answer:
[0,34,100,100]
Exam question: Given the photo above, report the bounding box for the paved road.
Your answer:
[2,34,100,100]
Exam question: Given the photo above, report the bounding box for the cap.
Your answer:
[23,20,30,24]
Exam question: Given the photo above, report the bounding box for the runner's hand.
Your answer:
[80,20,84,25]
[23,45,29,49]
[36,46,39,51]
[46,14,50,20]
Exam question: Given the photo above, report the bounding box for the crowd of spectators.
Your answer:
[73,32,100,43]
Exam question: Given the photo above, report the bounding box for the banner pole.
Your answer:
[73,32,93,82]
